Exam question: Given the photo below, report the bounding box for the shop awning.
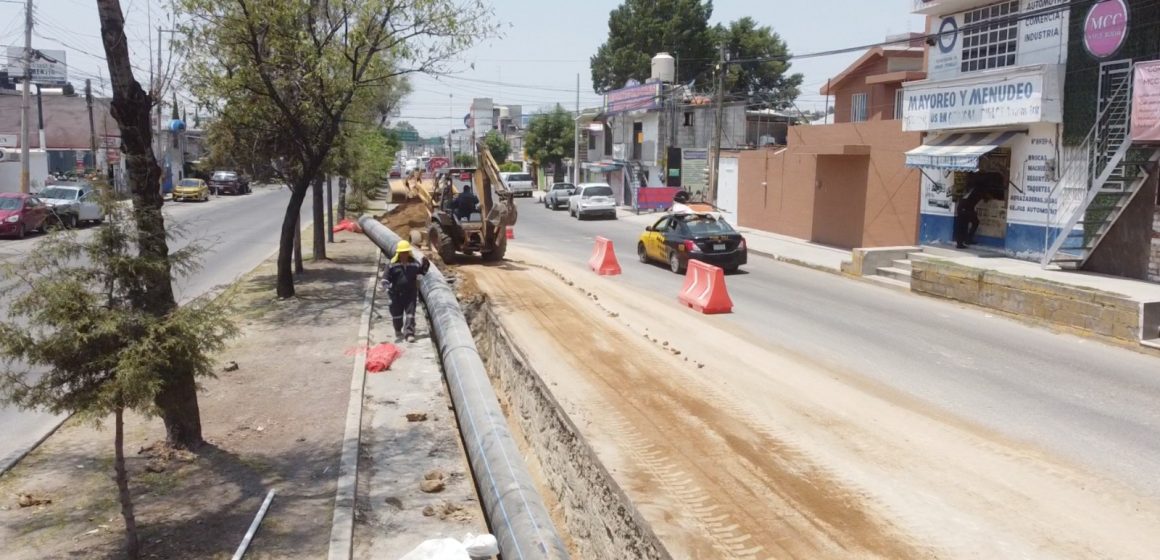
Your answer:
[904,131,1022,171]
[583,160,622,173]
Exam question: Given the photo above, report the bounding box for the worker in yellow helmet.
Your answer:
[384,240,431,343]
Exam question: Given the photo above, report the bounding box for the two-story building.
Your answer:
[904,0,1071,257]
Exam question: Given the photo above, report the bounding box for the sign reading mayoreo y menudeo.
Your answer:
[902,67,1062,132]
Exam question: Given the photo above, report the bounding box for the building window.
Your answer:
[587,131,596,150]
[894,89,904,120]
[851,93,868,122]
[961,1,1019,73]
[683,112,694,126]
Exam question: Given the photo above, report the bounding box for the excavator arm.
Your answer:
[475,140,517,245]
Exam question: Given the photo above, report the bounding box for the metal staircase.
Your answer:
[1042,64,1160,268]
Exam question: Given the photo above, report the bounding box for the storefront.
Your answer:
[904,0,1069,258]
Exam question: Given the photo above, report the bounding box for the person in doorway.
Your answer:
[455,185,479,221]
[384,240,431,343]
[954,184,985,249]
[670,190,694,214]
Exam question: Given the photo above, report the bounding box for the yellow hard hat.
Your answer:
[396,240,413,253]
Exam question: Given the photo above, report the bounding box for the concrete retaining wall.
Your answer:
[911,258,1142,342]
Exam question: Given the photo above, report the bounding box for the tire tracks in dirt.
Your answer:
[471,263,922,559]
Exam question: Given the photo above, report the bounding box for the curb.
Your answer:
[747,249,844,276]
[327,252,380,560]
[0,413,68,476]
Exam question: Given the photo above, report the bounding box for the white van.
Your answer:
[500,172,534,198]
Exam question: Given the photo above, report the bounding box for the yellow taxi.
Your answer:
[173,178,210,202]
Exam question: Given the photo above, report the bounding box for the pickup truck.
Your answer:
[36,184,103,228]
[209,170,251,195]
[499,172,534,198]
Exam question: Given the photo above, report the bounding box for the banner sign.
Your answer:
[903,68,1061,131]
[1084,0,1129,59]
[604,82,661,115]
[1131,61,1160,143]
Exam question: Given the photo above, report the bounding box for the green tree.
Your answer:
[716,17,803,109]
[0,195,236,559]
[590,0,716,93]
[500,161,522,173]
[177,0,493,298]
[454,153,476,167]
[524,107,575,181]
[483,130,511,164]
[96,0,206,449]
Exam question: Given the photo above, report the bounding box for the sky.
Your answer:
[0,0,924,136]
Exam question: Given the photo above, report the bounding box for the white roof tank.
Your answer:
[651,52,676,83]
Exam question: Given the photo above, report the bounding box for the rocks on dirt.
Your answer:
[223,361,240,372]
[420,470,446,493]
[145,459,167,474]
[406,412,429,422]
[137,441,196,463]
[421,501,472,521]
[17,494,51,508]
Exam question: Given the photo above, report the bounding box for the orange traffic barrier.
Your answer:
[506,226,515,239]
[678,260,733,314]
[587,236,622,276]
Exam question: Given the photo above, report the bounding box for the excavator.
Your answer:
[387,139,517,264]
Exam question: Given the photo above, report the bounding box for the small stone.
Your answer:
[406,412,428,422]
[424,470,445,481]
[420,479,445,493]
[296,437,306,443]
[145,460,166,473]
[422,505,437,517]
[223,361,240,372]
[18,494,51,508]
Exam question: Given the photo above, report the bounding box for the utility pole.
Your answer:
[326,174,334,243]
[87,79,98,175]
[573,73,580,184]
[156,26,164,158]
[708,43,726,204]
[449,93,454,159]
[34,84,45,158]
[19,0,33,193]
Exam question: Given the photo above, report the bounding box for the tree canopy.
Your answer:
[177,0,493,298]
[717,17,803,109]
[524,107,575,180]
[590,0,717,93]
[483,130,511,164]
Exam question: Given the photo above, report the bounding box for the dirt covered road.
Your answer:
[465,246,1160,560]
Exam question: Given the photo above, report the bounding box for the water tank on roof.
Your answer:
[651,53,676,83]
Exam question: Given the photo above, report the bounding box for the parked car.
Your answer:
[36,184,103,228]
[568,183,617,220]
[0,193,51,239]
[500,171,534,198]
[174,178,211,202]
[209,170,251,195]
[389,167,402,179]
[637,213,747,274]
[543,182,577,210]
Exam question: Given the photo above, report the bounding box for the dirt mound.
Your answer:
[378,199,429,245]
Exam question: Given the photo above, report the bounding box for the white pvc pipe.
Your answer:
[232,489,276,560]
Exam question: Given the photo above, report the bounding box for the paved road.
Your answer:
[0,185,313,472]
[513,196,1160,498]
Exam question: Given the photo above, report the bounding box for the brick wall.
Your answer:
[911,259,1142,342]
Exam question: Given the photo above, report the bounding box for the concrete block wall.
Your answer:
[911,259,1142,342]
[1150,206,1160,283]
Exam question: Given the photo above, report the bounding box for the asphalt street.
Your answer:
[0,185,313,472]
[514,195,1160,498]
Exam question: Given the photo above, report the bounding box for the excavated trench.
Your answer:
[453,280,673,560]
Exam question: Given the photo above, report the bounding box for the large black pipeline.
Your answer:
[358,217,570,560]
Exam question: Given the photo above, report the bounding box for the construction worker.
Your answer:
[384,240,431,343]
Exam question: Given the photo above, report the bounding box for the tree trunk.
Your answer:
[277,179,310,297]
[114,406,141,560]
[312,176,326,261]
[97,0,203,449]
[338,177,347,220]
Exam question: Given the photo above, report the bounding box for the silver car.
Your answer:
[500,172,535,198]
[568,183,617,220]
[543,182,576,210]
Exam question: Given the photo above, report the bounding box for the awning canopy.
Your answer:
[583,160,622,173]
[905,130,1022,171]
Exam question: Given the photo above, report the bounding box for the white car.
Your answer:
[568,183,618,220]
[500,172,535,198]
[35,184,103,228]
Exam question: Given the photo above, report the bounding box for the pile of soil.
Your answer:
[378,200,430,245]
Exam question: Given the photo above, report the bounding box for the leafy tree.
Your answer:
[500,161,522,173]
[96,0,206,449]
[0,194,236,559]
[483,130,511,164]
[454,153,476,167]
[716,17,803,109]
[524,107,575,181]
[590,0,716,93]
[177,0,493,298]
